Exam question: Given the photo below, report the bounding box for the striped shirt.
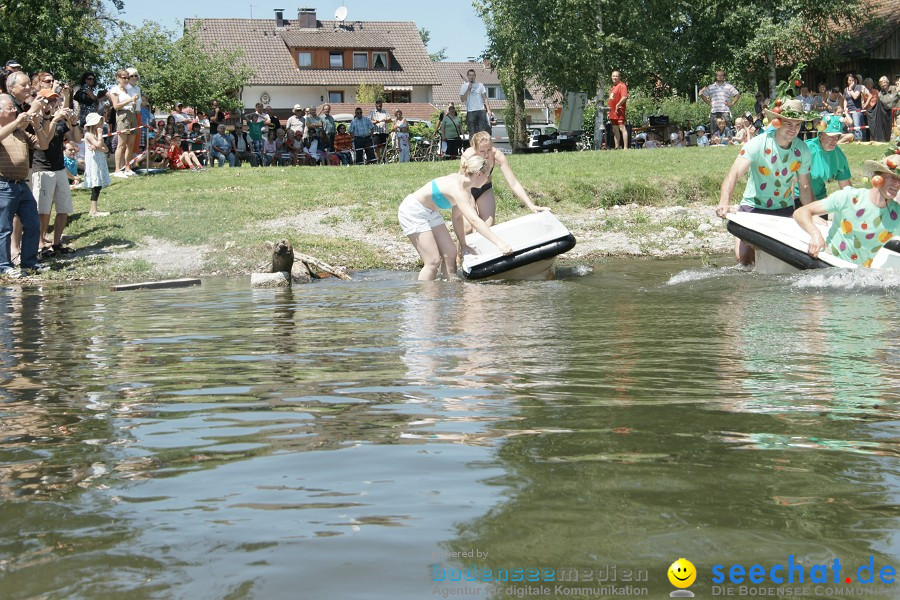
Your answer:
[0,129,39,180]
[702,81,740,113]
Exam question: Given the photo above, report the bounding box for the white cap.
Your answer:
[670,132,679,141]
[293,104,303,112]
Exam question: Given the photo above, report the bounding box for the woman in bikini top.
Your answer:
[458,131,549,233]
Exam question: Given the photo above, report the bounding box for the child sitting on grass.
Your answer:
[167,135,204,171]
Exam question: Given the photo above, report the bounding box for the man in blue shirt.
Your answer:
[349,107,375,165]
[210,124,236,167]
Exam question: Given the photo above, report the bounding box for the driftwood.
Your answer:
[112,278,201,291]
[293,252,352,280]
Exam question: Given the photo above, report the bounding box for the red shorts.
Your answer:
[609,116,626,125]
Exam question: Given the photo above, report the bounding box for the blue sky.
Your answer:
[116,0,489,63]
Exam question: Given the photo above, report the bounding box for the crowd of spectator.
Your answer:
[2,56,898,278]
[633,71,900,150]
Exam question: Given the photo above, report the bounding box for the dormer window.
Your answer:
[330,51,343,68]
[373,52,388,69]
[353,52,368,69]
[298,52,312,68]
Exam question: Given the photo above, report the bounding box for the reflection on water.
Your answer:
[0,261,897,599]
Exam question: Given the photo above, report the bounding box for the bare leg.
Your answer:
[52,213,67,246]
[115,134,126,172]
[618,124,629,150]
[735,238,755,266]
[11,216,21,264]
[408,229,443,281]
[612,125,622,149]
[123,134,136,172]
[463,188,496,235]
[431,223,459,279]
[38,214,52,250]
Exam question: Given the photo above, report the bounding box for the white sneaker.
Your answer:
[112,171,128,178]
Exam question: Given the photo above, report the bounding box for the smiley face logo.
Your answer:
[668,558,696,588]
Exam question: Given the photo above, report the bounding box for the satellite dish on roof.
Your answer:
[335,5,348,21]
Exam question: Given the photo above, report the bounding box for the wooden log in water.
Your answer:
[294,252,352,280]
[111,278,201,292]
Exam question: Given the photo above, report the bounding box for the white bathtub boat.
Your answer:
[460,212,576,280]
[725,211,899,274]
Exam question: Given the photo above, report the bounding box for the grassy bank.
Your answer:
[41,143,883,281]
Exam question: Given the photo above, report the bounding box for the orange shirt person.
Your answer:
[608,70,629,150]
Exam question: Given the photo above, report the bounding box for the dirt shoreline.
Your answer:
[10,203,735,283]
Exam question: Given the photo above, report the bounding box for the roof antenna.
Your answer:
[335,4,348,21]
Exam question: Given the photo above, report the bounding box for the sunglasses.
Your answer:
[42,79,53,83]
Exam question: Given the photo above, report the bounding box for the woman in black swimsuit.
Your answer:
[457,131,549,234]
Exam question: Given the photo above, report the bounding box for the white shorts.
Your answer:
[32,169,73,215]
[398,195,444,236]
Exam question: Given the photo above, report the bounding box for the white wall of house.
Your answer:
[241,85,433,109]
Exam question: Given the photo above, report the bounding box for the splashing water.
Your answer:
[791,267,900,291]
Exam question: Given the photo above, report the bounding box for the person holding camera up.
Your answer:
[31,88,81,257]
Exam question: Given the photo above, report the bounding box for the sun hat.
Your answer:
[670,132,679,141]
[125,67,138,77]
[862,155,900,178]
[5,60,21,69]
[84,112,102,127]
[763,98,819,123]
[37,89,60,99]
[293,104,303,112]
[817,114,843,137]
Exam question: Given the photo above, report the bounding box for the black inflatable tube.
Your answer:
[726,220,831,270]
[463,234,577,280]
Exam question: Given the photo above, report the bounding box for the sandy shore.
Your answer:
[100,202,734,279]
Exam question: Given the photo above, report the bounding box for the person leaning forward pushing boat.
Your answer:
[717,97,817,265]
[398,154,513,281]
[794,154,899,268]
[457,131,550,236]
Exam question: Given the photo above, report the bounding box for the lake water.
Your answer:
[1,260,898,600]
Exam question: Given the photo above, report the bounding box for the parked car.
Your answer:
[491,123,512,154]
[525,125,579,153]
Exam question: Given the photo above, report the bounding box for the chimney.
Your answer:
[298,7,317,28]
[274,8,285,28]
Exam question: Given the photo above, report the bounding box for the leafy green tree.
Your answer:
[105,22,253,112]
[418,27,448,62]
[0,0,123,81]
[355,83,384,104]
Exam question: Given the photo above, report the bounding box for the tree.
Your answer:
[0,0,123,81]
[419,27,448,62]
[105,22,253,112]
[356,84,383,104]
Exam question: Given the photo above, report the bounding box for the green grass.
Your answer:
[36,143,886,282]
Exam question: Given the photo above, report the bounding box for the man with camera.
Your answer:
[31,88,81,256]
[0,91,52,278]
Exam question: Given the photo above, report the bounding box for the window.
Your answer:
[373,52,388,70]
[328,91,344,103]
[297,52,312,68]
[487,86,498,99]
[353,52,368,69]
[330,52,343,68]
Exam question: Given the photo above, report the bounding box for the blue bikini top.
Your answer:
[431,179,452,209]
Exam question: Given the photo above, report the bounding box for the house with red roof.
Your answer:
[187,8,441,119]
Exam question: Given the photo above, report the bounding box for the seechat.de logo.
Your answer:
[711,555,896,586]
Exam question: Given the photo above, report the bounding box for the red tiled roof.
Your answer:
[279,29,392,49]
[838,0,900,59]
[187,18,439,86]
[431,61,557,111]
